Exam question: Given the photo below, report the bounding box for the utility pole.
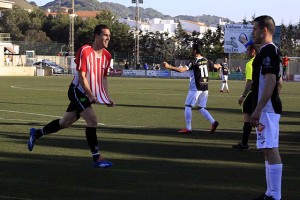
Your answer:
[132,0,143,68]
[68,0,75,57]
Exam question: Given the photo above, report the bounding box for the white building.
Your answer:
[118,17,177,36]
[148,18,177,37]
[118,17,150,33]
[180,20,218,36]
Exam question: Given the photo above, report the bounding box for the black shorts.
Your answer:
[66,84,92,117]
[242,91,252,114]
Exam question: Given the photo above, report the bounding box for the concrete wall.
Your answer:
[0,66,36,76]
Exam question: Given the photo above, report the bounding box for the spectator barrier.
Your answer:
[111,70,246,80]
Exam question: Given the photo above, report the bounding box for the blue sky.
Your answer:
[34,0,300,25]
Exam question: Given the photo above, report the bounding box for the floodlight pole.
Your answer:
[136,0,140,69]
[68,0,75,57]
[132,0,143,68]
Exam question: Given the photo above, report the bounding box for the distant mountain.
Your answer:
[38,0,233,25]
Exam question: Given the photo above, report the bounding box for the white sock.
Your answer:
[221,83,225,90]
[265,161,272,196]
[185,106,192,130]
[225,83,229,90]
[269,164,283,200]
[199,108,215,124]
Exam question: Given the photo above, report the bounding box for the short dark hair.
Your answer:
[253,15,275,34]
[93,24,109,36]
[192,43,202,55]
[248,44,260,54]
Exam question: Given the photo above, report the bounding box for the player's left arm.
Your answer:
[256,73,276,111]
[103,75,115,107]
[251,73,276,126]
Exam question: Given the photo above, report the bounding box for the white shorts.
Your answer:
[222,75,228,81]
[256,112,281,149]
[185,90,208,108]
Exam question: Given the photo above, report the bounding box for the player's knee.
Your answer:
[86,117,98,127]
[198,107,203,110]
[185,105,192,108]
[60,120,72,128]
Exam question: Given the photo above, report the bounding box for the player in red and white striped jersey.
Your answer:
[28,24,114,168]
[72,43,112,105]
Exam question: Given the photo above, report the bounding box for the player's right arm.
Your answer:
[238,80,252,105]
[277,76,283,94]
[213,63,221,70]
[163,62,188,73]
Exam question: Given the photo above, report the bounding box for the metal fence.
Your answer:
[287,57,300,75]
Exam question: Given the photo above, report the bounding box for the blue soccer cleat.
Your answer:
[28,128,36,151]
[93,159,113,169]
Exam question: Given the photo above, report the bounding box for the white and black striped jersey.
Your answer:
[220,62,229,76]
[186,57,213,91]
[252,43,282,114]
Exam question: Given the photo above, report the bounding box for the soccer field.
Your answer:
[0,76,299,200]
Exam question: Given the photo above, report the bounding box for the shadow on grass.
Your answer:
[282,110,300,118]
[0,124,299,200]
[116,103,300,119]
[117,103,243,115]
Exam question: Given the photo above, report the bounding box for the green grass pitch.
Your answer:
[0,76,299,200]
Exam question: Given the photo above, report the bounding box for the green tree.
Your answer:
[174,21,190,60]
[75,17,99,49]
[0,6,31,40]
[28,8,47,30]
[24,29,51,42]
[42,14,69,44]
[0,6,50,42]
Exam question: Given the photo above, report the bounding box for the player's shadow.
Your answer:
[116,103,182,110]
[282,110,300,118]
[116,103,242,115]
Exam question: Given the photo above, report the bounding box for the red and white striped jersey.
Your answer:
[72,45,112,105]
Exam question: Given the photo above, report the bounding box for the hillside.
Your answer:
[10,0,37,9]
[39,0,233,25]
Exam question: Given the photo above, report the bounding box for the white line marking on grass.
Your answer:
[0,110,63,118]
[0,110,103,125]
[0,117,145,128]
[0,196,32,200]
[0,117,51,123]
[11,85,66,92]
[0,110,146,128]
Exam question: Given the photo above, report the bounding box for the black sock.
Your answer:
[242,122,252,145]
[42,119,62,135]
[85,127,100,161]
[35,129,43,139]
